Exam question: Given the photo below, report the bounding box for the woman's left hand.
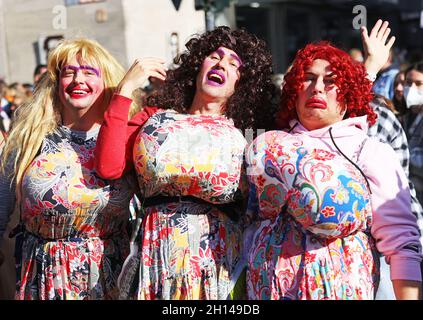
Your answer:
[361,19,396,76]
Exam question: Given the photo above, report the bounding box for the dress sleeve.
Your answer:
[360,138,422,282]
[0,158,16,243]
[94,94,159,180]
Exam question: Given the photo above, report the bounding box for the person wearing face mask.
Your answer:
[403,62,423,206]
[94,27,275,299]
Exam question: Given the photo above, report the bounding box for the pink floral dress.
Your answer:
[245,130,379,300]
[17,126,136,300]
[118,110,247,300]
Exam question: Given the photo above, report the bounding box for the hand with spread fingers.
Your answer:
[361,19,396,76]
[117,57,167,98]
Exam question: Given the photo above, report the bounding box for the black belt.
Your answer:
[141,195,241,222]
[9,223,116,242]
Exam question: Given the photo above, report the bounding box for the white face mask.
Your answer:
[404,85,423,109]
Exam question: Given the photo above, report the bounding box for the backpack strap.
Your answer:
[329,127,372,194]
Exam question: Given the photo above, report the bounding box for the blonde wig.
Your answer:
[1,38,138,203]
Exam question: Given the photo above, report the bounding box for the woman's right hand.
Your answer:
[116,58,167,98]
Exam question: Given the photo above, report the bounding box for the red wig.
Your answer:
[277,41,376,129]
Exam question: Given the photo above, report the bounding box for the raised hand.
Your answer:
[361,19,396,76]
[117,57,167,98]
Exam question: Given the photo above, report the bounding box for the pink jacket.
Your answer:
[287,116,422,281]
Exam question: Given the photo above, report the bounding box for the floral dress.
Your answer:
[118,110,247,300]
[245,130,379,300]
[17,126,136,300]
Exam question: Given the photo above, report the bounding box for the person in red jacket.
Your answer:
[94,26,275,299]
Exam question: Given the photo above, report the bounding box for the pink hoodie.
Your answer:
[287,116,422,281]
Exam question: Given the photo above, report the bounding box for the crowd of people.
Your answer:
[0,19,422,300]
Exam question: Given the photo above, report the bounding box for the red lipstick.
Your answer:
[306,97,327,109]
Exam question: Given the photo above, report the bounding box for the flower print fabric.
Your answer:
[245,130,378,300]
[17,125,135,300]
[118,110,247,300]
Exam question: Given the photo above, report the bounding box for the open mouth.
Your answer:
[206,70,226,86]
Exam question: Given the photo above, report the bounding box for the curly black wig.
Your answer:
[147,26,276,131]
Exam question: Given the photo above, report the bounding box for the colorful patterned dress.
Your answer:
[17,125,136,300]
[245,129,379,300]
[118,110,247,300]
